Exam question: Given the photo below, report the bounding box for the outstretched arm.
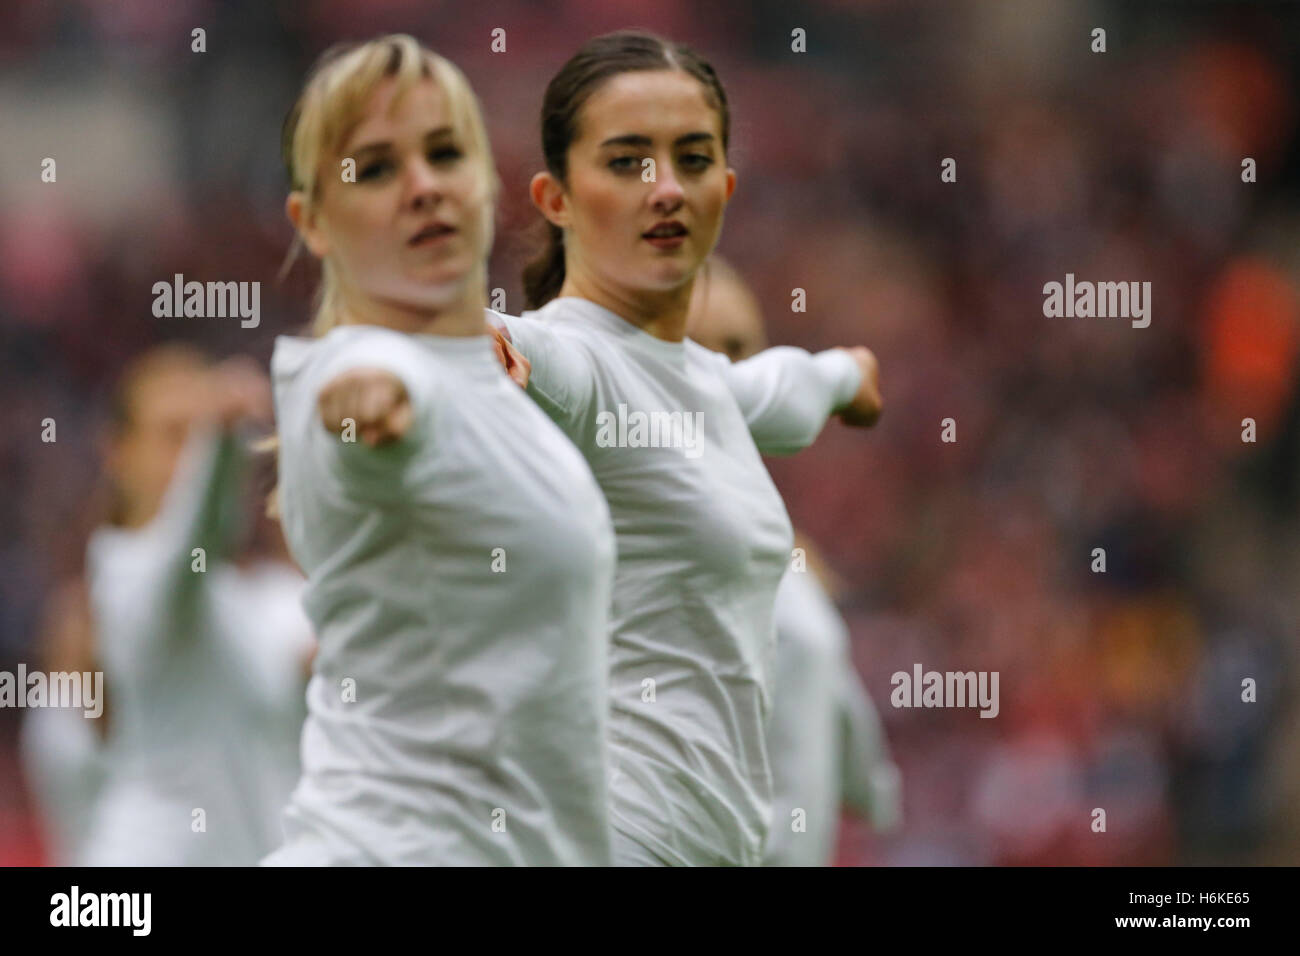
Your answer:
[311,363,428,506]
[96,359,267,678]
[317,367,413,448]
[293,324,453,508]
[155,359,269,626]
[491,311,597,441]
[718,345,882,456]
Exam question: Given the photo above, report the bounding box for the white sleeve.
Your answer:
[150,426,245,620]
[839,666,903,833]
[715,346,862,456]
[19,708,105,866]
[307,334,439,504]
[497,313,597,441]
[92,426,244,674]
[81,421,244,686]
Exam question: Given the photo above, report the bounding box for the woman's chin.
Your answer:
[403,268,473,306]
[638,261,697,292]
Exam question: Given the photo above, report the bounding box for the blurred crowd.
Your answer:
[2,0,1299,865]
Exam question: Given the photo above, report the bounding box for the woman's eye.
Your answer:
[429,146,463,164]
[680,153,714,171]
[358,160,392,181]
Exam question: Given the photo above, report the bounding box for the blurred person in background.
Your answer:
[19,578,104,866]
[687,257,902,866]
[56,344,315,866]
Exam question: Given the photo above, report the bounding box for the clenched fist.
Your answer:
[489,326,531,388]
[210,355,273,429]
[837,347,883,427]
[318,368,413,447]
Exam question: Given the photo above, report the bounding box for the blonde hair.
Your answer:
[281,33,500,337]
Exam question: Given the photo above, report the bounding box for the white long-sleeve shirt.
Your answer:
[264,323,615,866]
[500,297,861,866]
[20,706,105,866]
[79,430,313,866]
[763,567,902,866]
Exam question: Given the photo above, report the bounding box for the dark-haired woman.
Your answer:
[496,30,883,866]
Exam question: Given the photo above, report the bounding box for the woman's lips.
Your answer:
[642,221,687,249]
[409,224,456,247]
[644,234,686,250]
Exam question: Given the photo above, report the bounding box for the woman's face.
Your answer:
[108,362,208,527]
[554,69,735,296]
[296,76,491,309]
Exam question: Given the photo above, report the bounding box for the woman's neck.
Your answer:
[118,499,160,531]
[338,288,489,338]
[558,269,694,343]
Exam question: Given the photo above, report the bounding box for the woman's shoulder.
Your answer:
[516,297,609,336]
[273,324,415,361]
[272,325,431,391]
[683,336,729,367]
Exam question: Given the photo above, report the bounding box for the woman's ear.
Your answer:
[529,171,570,229]
[724,167,737,203]
[286,191,329,258]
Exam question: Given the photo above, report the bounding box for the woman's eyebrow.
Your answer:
[600,133,652,148]
[674,132,715,147]
[350,141,392,159]
[349,126,455,157]
[598,132,716,148]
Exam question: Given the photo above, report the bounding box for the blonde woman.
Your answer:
[262,35,615,866]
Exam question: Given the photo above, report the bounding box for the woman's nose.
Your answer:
[648,162,685,212]
[404,158,442,209]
